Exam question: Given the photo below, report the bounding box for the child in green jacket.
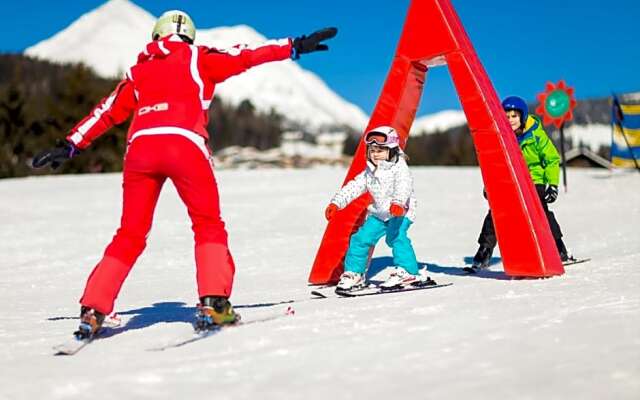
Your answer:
[471,96,572,270]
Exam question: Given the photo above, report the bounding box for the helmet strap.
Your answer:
[178,34,193,44]
[388,147,399,162]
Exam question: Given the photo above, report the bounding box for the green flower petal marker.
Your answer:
[545,90,570,118]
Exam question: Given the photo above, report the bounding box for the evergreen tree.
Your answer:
[0,55,287,178]
[44,63,128,174]
[208,98,282,151]
[0,83,28,177]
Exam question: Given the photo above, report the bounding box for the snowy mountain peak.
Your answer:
[88,0,150,17]
[24,0,368,131]
[25,0,155,78]
[411,110,467,135]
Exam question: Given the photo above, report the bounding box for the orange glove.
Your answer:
[325,204,339,220]
[389,203,405,217]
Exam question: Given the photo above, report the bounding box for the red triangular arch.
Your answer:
[308,0,564,283]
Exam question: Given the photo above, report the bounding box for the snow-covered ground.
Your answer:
[0,167,639,399]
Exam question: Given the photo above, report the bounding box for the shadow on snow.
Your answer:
[48,299,293,338]
[47,255,512,335]
[367,255,509,281]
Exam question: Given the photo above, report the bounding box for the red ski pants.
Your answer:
[80,134,235,314]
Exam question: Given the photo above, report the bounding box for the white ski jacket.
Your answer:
[330,157,416,222]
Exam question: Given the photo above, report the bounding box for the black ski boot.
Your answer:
[472,245,493,270]
[195,296,240,331]
[74,306,105,339]
[556,238,574,262]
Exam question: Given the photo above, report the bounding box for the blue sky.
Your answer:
[1,0,639,116]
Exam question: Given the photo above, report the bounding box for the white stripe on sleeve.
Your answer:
[73,92,117,142]
[189,46,207,110]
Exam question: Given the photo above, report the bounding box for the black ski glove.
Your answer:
[292,27,338,59]
[544,185,558,203]
[32,140,80,169]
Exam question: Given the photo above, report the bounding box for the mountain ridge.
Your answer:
[24,0,368,131]
[22,0,633,151]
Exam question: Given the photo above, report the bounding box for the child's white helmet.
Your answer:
[364,126,400,148]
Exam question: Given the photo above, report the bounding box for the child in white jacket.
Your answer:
[325,126,430,291]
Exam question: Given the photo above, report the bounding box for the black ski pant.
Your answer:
[477,184,563,250]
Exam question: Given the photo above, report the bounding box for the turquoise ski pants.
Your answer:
[344,215,418,275]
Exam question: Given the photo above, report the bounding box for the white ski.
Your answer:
[53,313,122,356]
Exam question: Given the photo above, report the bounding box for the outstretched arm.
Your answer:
[32,79,135,169]
[67,79,136,149]
[202,27,338,83]
[330,171,367,209]
[202,39,293,83]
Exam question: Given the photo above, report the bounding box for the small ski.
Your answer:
[311,281,452,299]
[563,257,590,266]
[148,307,294,351]
[53,336,94,355]
[462,258,589,273]
[150,325,228,351]
[53,314,122,356]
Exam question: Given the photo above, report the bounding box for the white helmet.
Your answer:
[364,126,400,148]
[152,10,196,43]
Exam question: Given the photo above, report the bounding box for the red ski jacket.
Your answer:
[67,34,292,154]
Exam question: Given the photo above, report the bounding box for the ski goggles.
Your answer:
[365,131,399,147]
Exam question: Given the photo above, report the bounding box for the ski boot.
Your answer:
[414,268,436,287]
[380,267,420,290]
[556,238,575,262]
[471,245,493,270]
[336,271,365,293]
[74,306,105,339]
[195,296,240,331]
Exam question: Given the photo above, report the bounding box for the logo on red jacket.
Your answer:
[138,102,169,116]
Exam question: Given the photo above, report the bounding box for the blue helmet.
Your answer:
[501,96,528,125]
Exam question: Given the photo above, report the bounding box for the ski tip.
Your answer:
[53,347,66,356]
[53,341,86,356]
[562,257,591,266]
[311,290,328,298]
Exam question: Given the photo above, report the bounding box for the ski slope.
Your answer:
[0,167,638,399]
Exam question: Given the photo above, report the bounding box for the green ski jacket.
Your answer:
[517,115,561,186]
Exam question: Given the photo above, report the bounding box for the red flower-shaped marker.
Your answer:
[535,80,577,128]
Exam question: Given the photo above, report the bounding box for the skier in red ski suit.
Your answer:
[32,10,337,336]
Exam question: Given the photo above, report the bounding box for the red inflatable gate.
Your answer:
[308,0,564,283]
